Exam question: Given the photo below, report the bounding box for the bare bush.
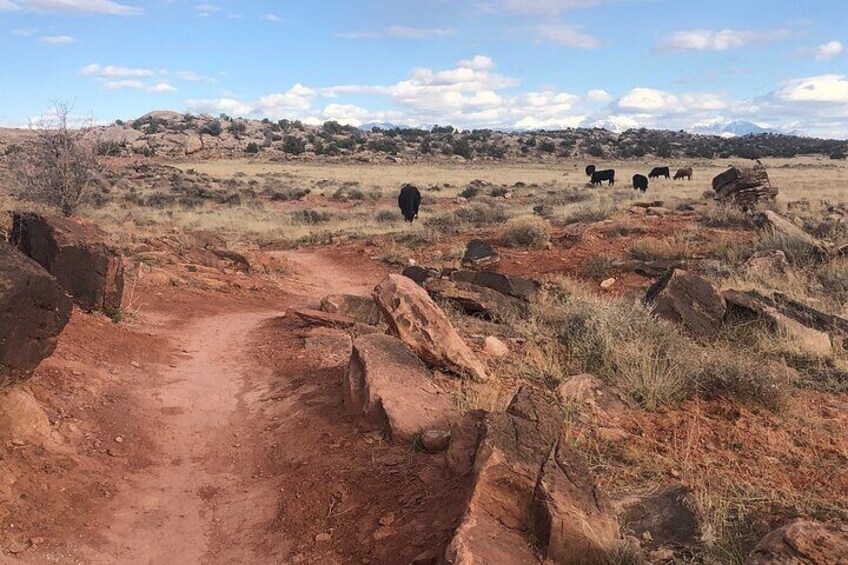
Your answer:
[10,103,100,216]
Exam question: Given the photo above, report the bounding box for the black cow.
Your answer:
[397,184,421,222]
[648,166,670,179]
[585,165,596,177]
[591,169,615,186]
[632,174,649,192]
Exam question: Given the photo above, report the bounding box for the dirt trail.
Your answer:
[15,249,466,564]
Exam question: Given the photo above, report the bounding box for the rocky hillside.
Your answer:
[2,110,847,162]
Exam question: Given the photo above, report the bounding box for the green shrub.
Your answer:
[201,121,222,136]
[245,142,260,154]
[282,136,306,155]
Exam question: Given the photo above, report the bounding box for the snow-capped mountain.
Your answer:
[587,116,640,133]
[688,119,797,137]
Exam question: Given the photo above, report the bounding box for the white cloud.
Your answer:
[777,74,848,103]
[81,64,155,78]
[532,24,598,48]
[587,89,612,103]
[338,26,456,39]
[815,40,845,61]
[492,0,600,14]
[39,34,75,45]
[657,28,791,52]
[185,97,254,117]
[104,80,144,90]
[2,0,140,15]
[146,82,177,93]
[194,3,220,16]
[263,13,281,22]
[617,87,727,113]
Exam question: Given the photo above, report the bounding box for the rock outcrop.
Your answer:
[11,213,124,314]
[645,269,726,338]
[713,164,778,208]
[446,388,620,564]
[343,333,458,444]
[746,519,848,565]
[755,211,832,260]
[450,270,540,302]
[373,274,489,381]
[619,484,699,552]
[0,242,72,385]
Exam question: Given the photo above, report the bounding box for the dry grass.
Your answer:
[628,236,690,261]
[501,215,551,249]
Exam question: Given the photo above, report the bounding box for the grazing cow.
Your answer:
[674,167,693,181]
[648,166,670,179]
[591,169,615,186]
[585,165,596,177]
[397,184,421,222]
[632,174,649,192]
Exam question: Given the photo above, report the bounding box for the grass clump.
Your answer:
[628,237,688,261]
[754,230,823,268]
[501,216,551,249]
[701,203,753,228]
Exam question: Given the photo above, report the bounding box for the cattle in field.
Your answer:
[674,167,693,181]
[632,174,649,192]
[585,165,596,177]
[397,184,421,222]
[591,169,615,186]
[648,166,670,179]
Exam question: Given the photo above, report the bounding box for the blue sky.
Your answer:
[1,0,847,137]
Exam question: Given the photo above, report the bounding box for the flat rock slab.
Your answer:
[645,269,726,338]
[557,374,636,425]
[450,270,540,302]
[619,484,699,551]
[401,265,441,285]
[1,242,72,385]
[293,308,379,334]
[424,279,527,322]
[344,333,458,444]
[755,211,831,259]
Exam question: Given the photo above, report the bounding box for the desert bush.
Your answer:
[817,258,848,300]
[542,186,593,206]
[282,136,306,155]
[490,186,510,197]
[245,142,260,154]
[368,138,399,155]
[331,185,365,201]
[95,141,122,157]
[458,185,480,199]
[583,254,615,278]
[628,237,688,261]
[265,186,310,201]
[501,216,551,249]
[560,202,617,224]
[696,348,789,410]
[376,209,400,223]
[200,120,222,136]
[454,201,511,225]
[9,102,99,216]
[754,230,823,268]
[701,203,752,228]
[290,209,333,225]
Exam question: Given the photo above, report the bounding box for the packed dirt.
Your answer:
[2,249,469,564]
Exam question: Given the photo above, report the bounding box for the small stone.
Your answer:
[315,532,332,542]
[130,361,141,368]
[7,541,25,554]
[373,526,397,541]
[600,278,616,289]
[379,512,396,526]
[484,336,509,358]
[11,439,25,447]
[114,436,123,443]
[420,429,451,453]
[648,548,675,561]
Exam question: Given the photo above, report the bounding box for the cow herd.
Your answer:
[396,162,696,222]
[586,164,693,192]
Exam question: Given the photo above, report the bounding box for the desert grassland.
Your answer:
[75,156,848,250]
[175,156,848,202]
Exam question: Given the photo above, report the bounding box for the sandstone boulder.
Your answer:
[11,213,124,314]
[645,269,726,338]
[320,294,383,326]
[0,242,72,385]
[713,164,778,208]
[462,240,500,269]
[746,250,790,277]
[99,125,144,147]
[344,333,458,444]
[424,278,527,322]
[373,274,489,381]
[450,270,540,302]
[746,519,848,565]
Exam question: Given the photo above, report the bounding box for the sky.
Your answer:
[1,0,847,138]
